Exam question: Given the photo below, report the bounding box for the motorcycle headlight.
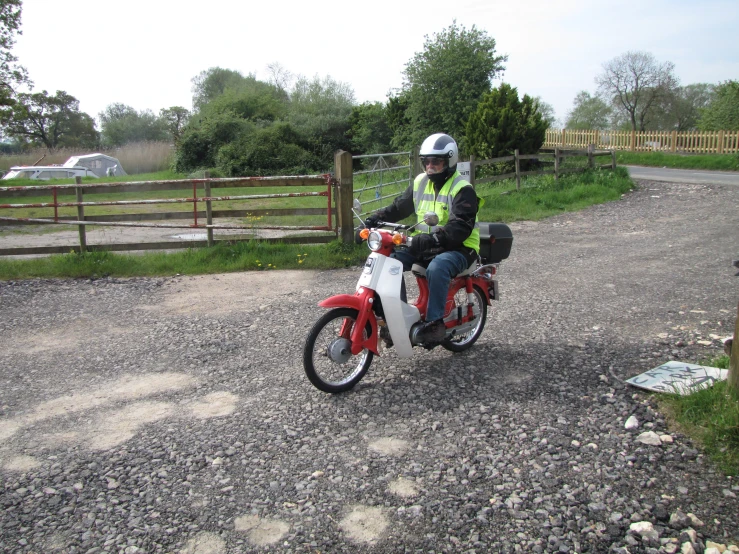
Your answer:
[367,231,382,251]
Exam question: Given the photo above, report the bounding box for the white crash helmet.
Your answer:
[420,133,459,169]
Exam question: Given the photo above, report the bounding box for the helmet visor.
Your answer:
[421,156,447,174]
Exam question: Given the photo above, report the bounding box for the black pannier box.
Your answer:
[478,222,513,263]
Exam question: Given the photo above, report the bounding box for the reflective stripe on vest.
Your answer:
[411,172,480,252]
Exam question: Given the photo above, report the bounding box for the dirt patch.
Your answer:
[149,270,320,316]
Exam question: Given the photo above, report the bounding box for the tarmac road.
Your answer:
[626,165,739,185]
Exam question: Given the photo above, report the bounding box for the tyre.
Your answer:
[441,285,487,352]
[303,308,374,393]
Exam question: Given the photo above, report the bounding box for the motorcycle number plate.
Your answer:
[363,257,376,275]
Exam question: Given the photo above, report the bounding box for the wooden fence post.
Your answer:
[554,147,560,180]
[588,144,594,169]
[730,297,739,392]
[671,130,677,153]
[514,149,521,191]
[469,155,476,187]
[204,171,214,247]
[611,149,616,170]
[335,150,354,244]
[75,176,86,253]
[594,130,600,149]
[630,130,636,152]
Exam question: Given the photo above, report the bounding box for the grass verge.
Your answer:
[617,151,739,171]
[0,240,367,280]
[657,355,739,475]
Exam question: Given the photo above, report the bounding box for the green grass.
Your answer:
[617,151,739,171]
[657,355,739,475]
[0,240,368,280]
[476,166,634,222]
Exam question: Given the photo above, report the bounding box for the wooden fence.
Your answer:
[468,147,616,190]
[0,158,360,256]
[544,129,739,154]
[0,149,615,256]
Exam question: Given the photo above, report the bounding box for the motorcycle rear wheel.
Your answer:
[303,308,374,393]
[441,285,487,352]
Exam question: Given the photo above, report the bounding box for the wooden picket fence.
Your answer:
[544,129,739,154]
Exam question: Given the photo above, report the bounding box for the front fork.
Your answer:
[319,288,380,355]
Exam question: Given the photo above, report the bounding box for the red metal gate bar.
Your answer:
[0,216,333,231]
[0,191,330,210]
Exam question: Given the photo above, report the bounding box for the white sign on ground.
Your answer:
[626,361,728,395]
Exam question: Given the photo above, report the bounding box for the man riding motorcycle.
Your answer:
[364,133,481,343]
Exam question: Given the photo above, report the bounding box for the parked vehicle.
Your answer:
[1,165,100,180]
[2,153,126,180]
[303,201,513,393]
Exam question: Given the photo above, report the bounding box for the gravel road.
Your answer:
[1,179,738,554]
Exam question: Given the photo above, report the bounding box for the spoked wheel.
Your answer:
[441,285,487,352]
[303,308,374,393]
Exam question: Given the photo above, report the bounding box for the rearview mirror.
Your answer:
[423,211,439,226]
[353,199,362,211]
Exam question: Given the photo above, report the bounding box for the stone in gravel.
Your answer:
[660,434,674,443]
[636,431,662,446]
[630,521,654,535]
[686,513,704,527]
[670,510,690,528]
[682,542,697,554]
[625,415,639,429]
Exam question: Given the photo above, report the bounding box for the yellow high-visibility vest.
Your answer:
[411,171,480,253]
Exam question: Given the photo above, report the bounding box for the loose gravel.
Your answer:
[1,180,738,553]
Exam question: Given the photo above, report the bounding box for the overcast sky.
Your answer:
[13,0,739,128]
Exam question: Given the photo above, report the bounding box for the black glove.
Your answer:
[364,213,382,228]
[409,233,438,257]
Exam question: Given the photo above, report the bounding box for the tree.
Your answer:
[532,96,558,128]
[596,51,679,131]
[287,74,355,165]
[397,20,507,148]
[565,91,613,130]
[1,89,98,149]
[698,80,739,130]
[464,83,547,161]
[265,61,293,94]
[191,67,251,111]
[0,0,29,108]
[99,103,168,147]
[347,101,393,155]
[648,83,715,131]
[159,106,190,145]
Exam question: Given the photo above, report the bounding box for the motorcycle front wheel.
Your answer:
[441,284,487,352]
[303,308,374,393]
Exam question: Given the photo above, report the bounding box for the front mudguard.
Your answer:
[318,289,379,355]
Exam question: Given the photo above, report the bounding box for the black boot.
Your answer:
[420,319,446,343]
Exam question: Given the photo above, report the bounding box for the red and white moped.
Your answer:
[303,201,512,393]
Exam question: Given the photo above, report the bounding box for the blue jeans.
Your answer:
[391,249,469,322]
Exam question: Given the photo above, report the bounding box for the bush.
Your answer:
[215,123,321,176]
[465,83,547,168]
